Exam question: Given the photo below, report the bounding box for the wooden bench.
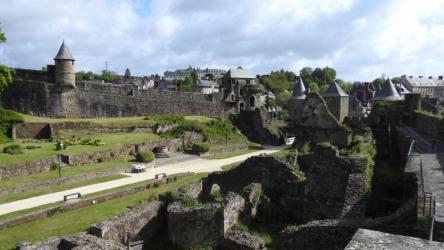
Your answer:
[155,173,166,179]
[64,193,81,201]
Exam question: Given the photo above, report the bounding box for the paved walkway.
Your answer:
[0,145,286,216]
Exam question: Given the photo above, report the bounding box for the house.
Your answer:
[193,79,219,94]
[400,75,444,100]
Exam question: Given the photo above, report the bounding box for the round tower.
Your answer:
[54,41,75,86]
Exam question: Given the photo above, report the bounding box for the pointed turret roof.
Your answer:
[373,77,402,101]
[290,77,306,100]
[54,41,75,61]
[322,81,348,97]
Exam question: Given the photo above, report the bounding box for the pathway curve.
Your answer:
[0,145,286,216]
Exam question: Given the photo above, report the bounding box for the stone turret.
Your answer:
[373,77,402,102]
[288,76,307,122]
[321,81,349,123]
[54,41,75,87]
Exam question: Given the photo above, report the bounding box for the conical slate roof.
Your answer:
[54,41,75,61]
[322,81,348,97]
[373,78,402,101]
[290,77,306,100]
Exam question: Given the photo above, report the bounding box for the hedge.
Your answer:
[191,142,210,153]
[136,151,155,163]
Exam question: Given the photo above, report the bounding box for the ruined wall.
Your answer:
[3,80,224,118]
[288,93,352,147]
[202,155,304,223]
[12,122,53,139]
[167,202,225,249]
[89,201,166,245]
[300,144,368,221]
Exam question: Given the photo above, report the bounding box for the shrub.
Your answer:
[136,151,155,163]
[3,144,23,155]
[0,108,24,124]
[50,162,59,171]
[92,139,105,146]
[25,145,41,150]
[191,142,210,153]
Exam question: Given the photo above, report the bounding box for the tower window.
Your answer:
[249,96,255,107]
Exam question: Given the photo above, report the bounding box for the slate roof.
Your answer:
[226,67,255,79]
[54,41,75,61]
[403,75,444,87]
[290,77,306,100]
[322,81,348,97]
[195,79,218,88]
[373,78,402,101]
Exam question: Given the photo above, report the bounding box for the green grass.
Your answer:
[0,201,64,222]
[203,145,263,160]
[0,173,207,250]
[0,174,127,204]
[0,133,159,165]
[0,158,133,190]
[235,223,274,247]
[221,162,242,171]
[22,114,214,128]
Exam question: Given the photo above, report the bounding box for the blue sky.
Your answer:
[1,0,444,81]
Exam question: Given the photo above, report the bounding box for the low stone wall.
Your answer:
[413,111,443,139]
[89,201,166,245]
[0,172,193,230]
[0,165,132,196]
[12,122,53,139]
[0,138,191,180]
[167,202,225,249]
[222,229,266,250]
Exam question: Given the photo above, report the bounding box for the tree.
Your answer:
[372,77,384,89]
[124,68,131,78]
[0,25,12,98]
[337,79,353,93]
[190,70,198,84]
[178,76,193,92]
[391,77,401,84]
[101,70,119,83]
[276,91,291,108]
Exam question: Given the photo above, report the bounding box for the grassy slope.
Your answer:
[0,133,159,164]
[0,173,207,249]
[0,174,127,204]
[0,159,133,190]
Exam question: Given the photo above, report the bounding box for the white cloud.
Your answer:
[0,0,444,81]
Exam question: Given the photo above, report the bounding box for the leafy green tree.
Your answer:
[190,70,198,84]
[391,77,401,84]
[276,91,291,108]
[0,25,12,98]
[124,68,131,78]
[101,70,119,83]
[259,70,295,94]
[178,76,193,92]
[372,77,384,89]
[337,79,353,93]
[76,71,100,81]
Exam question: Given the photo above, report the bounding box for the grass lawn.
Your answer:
[0,132,159,165]
[203,144,264,160]
[221,162,242,171]
[0,174,127,204]
[0,172,207,250]
[22,114,214,128]
[0,159,133,190]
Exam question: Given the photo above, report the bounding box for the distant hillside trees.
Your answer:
[75,70,119,83]
[0,25,12,100]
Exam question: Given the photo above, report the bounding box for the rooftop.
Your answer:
[54,41,75,61]
[290,76,306,100]
[402,75,444,87]
[225,67,256,79]
[373,78,402,101]
[322,81,348,97]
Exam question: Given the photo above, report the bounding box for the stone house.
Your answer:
[401,75,444,100]
[193,79,220,94]
[221,67,265,114]
[321,81,349,123]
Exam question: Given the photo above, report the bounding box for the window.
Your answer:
[231,94,235,101]
[246,79,250,84]
[249,96,255,107]
[240,103,245,110]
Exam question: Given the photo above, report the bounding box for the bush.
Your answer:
[191,142,210,153]
[25,145,41,150]
[92,139,105,146]
[3,144,23,155]
[136,151,155,163]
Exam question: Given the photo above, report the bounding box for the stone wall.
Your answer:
[89,201,166,245]
[167,202,225,249]
[12,122,53,139]
[288,93,352,148]
[300,144,368,221]
[202,155,304,223]
[3,80,224,118]
[200,143,249,157]
[0,138,187,180]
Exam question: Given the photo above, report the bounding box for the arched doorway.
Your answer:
[249,96,255,108]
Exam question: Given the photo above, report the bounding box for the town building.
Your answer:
[193,79,219,94]
[400,75,444,100]
[164,66,227,80]
[321,81,349,123]
[221,67,265,114]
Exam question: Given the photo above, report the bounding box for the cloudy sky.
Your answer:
[1,0,444,81]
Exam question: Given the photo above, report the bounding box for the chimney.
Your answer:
[439,76,443,80]
[419,76,423,78]
[409,75,413,78]
[429,76,433,79]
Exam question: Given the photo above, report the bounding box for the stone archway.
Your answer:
[249,96,255,108]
